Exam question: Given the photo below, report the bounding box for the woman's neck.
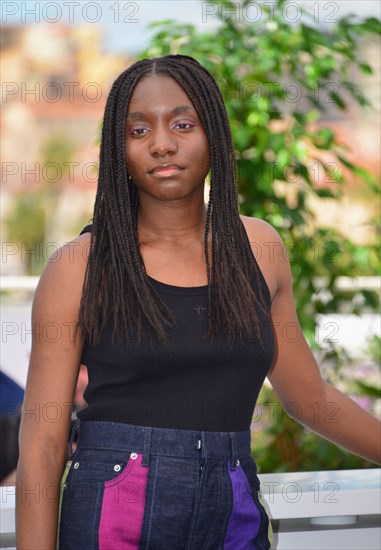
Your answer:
[137,195,208,248]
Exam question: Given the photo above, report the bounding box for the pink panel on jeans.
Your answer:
[99,452,148,550]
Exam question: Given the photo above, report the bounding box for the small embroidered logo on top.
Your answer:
[193,305,206,317]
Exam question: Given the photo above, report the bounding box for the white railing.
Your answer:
[1,276,40,292]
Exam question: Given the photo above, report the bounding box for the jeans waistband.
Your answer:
[72,421,252,470]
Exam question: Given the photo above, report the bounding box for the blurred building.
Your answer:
[1,24,132,273]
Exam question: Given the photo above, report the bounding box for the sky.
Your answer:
[2,1,380,54]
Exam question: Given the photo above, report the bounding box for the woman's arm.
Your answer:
[244,217,381,464]
[16,233,90,550]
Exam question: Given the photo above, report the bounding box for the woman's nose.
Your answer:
[149,127,178,157]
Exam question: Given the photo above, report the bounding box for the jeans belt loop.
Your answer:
[201,432,206,460]
[229,432,238,471]
[69,422,80,459]
[141,427,152,467]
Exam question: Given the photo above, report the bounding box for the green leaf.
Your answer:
[315,188,339,199]
[354,381,381,399]
[363,17,381,35]
[337,155,376,185]
[359,63,373,75]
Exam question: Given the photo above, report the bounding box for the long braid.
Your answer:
[79,55,267,346]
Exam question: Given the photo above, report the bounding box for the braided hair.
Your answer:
[78,55,268,345]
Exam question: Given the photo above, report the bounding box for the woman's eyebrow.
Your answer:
[171,105,195,115]
[126,111,145,120]
[126,105,196,120]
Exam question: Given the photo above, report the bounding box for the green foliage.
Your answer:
[5,134,76,275]
[141,0,380,470]
[353,336,381,400]
[367,335,381,365]
[40,135,76,179]
[5,192,46,276]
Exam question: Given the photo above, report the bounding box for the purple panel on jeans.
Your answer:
[224,463,260,550]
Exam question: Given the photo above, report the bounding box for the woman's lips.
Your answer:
[149,164,184,177]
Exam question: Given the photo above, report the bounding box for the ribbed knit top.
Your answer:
[77,225,275,431]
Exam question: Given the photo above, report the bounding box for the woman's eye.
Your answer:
[174,122,195,130]
[127,127,148,136]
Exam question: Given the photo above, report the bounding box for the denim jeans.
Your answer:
[57,421,272,549]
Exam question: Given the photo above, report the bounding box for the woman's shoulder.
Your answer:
[240,215,283,246]
[239,215,289,303]
[46,231,91,270]
[239,215,286,264]
[33,232,91,313]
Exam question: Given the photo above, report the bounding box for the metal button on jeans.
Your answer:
[130,452,138,460]
[73,462,79,469]
[114,464,121,472]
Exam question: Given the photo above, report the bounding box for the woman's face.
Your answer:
[125,75,210,202]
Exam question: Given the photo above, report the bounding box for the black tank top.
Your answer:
[77,225,275,431]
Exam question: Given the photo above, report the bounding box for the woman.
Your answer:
[16,55,380,549]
